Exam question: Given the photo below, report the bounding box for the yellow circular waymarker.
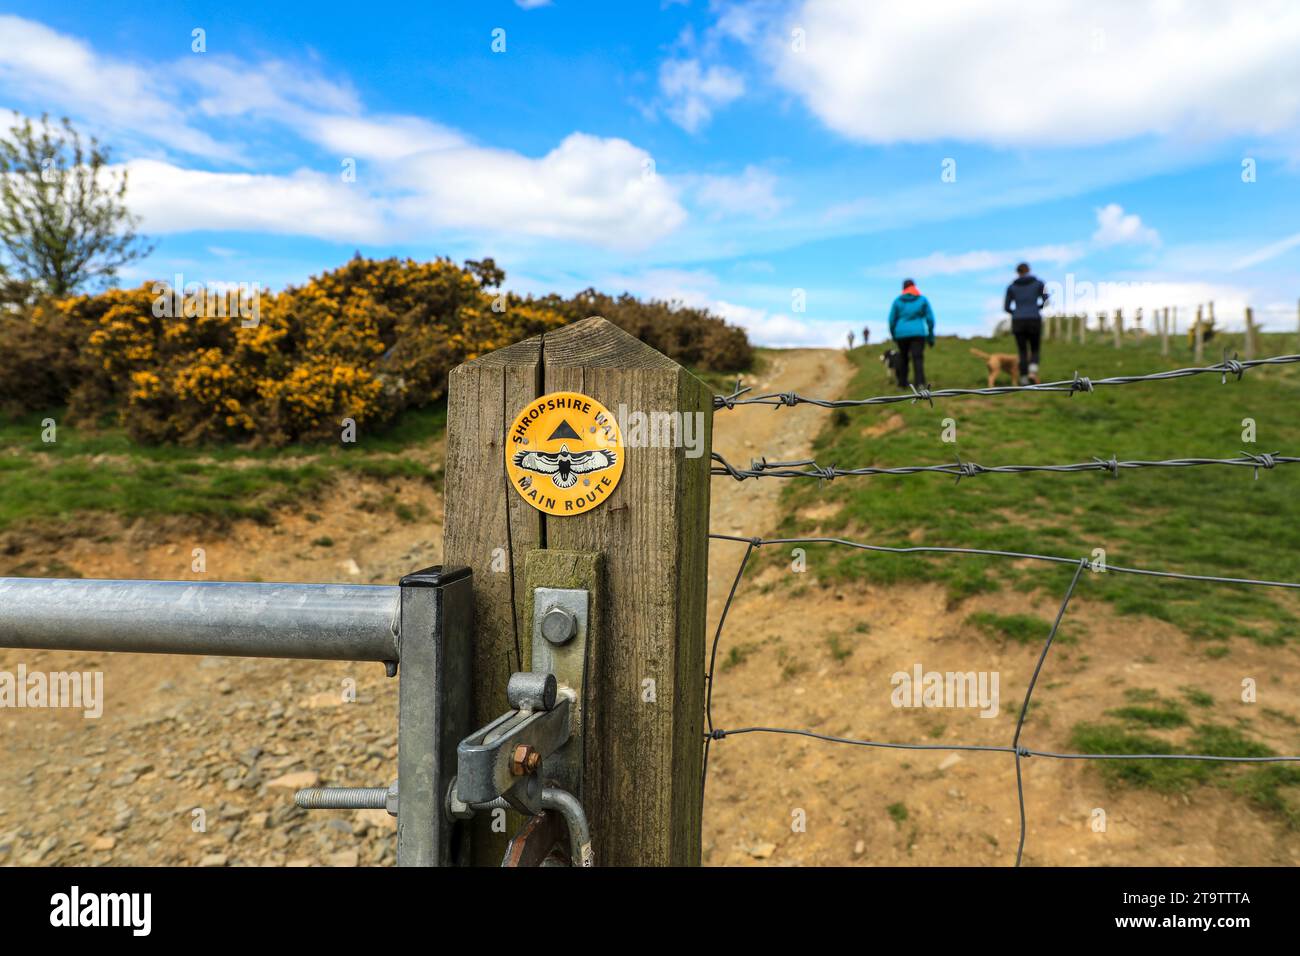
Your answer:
[506,391,625,516]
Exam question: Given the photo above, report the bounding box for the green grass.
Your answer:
[826,633,853,662]
[1069,718,1300,825]
[772,332,1300,643]
[0,403,446,531]
[966,611,1053,645]
[886,801,909,824]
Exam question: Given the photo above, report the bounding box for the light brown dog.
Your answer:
[969,347,1020,387]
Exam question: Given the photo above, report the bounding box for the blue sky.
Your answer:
[2,0,1299,344]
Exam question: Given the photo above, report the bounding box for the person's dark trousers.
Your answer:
[895,336,926,387]
[1012,319,1042,381]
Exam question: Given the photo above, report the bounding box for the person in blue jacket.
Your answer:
[1004,262,1048,384]
[888,278,936,388]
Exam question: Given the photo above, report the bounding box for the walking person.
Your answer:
[888,278,936,389]
[1004,262,1048,384]
[847,329,855,350]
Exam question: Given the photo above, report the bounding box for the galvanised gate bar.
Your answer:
[0,566,473,867]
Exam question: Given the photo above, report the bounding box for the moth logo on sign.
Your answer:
[506,391,625,516]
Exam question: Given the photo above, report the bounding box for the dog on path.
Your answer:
[880,348,901,381]
[969,348,1020,387]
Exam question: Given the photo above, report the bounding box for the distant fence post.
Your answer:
[1113,308,1123,349]
[1244,306,1257,360]
[1161,306,1170,356]
[1195,305,1205,363]
[443,316,713,866]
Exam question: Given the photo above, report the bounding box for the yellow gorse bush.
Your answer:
[52,256,567,445]
[0,255,751,443]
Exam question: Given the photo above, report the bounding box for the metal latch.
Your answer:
[447,587,593,866]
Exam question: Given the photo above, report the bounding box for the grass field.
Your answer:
[760,329,1300,813]
[0,404,446,531]
[770,330,1300,645]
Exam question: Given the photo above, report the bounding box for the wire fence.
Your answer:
[712,451,1298,483]
[713,351,1300,410]
[702,351,1300,867]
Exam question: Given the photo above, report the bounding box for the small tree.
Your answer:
[0,113,153,298]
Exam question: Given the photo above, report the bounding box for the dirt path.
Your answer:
[707,348,855,616]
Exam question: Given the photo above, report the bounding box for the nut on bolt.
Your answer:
[510,744,542,776]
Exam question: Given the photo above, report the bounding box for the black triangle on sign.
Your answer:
[547,419,582,441]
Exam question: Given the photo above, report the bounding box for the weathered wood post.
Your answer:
[1113,308,1123,349]
[1079,312,1088,344]
[1195,305,1205,362]
[1244,306,1257,360]
[1160,306,1169,357]
[443,316,713,866]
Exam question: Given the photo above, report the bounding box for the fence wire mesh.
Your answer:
[703,351,1300,867]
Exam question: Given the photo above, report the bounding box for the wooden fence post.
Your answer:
[1160,306,1169,357]
[1195,305,1205,363]
[1113,308,1123,349]
[1244,306,1256,360]
[443,316,713,866]
[1079,312,1088,344]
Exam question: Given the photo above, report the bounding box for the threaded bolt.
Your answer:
[295,787,388,810]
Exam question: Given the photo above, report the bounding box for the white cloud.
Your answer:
[658,58,744,132]
[0,17,688,252]
[598,267,847,347]
[123,159,389,242]
[713,300,844,347]
[388,133,686,249]
[895,244,1084,277]
[515,0,553,8]
[302,114,465,161]
[1231,231,1300,270]
[754,1,1300,145]
[121,132,687,251]
[688,166,784,218]
[1093,203,1159,246]
[0,15,225,156]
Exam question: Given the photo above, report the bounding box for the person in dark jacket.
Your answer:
[1004,263,1048,384]
[888,278,936,388]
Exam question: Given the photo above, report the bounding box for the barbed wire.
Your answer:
[707,534,1300,589]
[711,450,1299,483]
[702,536,1300,867]
[712,352,1300,411]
